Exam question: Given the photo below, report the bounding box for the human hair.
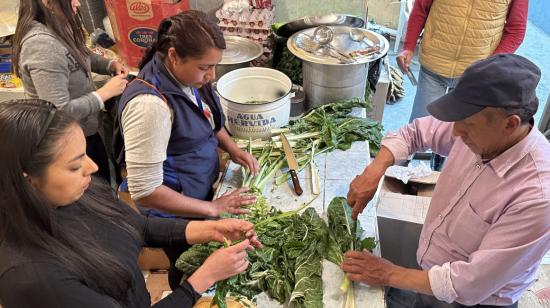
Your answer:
[498,104,537,124]
[484,103,537,125]
[139,10,226,69]
[12,0,90,77]
[0,99,139,305]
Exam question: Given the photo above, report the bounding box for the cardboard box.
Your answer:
[104,0,190,69]
[376,172,439,269]
[117,190,170,270]
[138,248,170,270]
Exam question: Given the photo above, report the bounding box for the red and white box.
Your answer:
[104,0,190,69]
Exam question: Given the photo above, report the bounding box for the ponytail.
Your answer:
[139,19,173,70]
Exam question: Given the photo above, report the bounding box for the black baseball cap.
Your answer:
[427,54,541,122]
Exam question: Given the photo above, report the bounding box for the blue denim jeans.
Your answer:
[409,66,461,122]
[384,287,518,308]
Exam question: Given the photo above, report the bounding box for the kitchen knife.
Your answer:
[406,70,418,86]
[280,133,303,196]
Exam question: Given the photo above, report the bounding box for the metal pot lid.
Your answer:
[287,26,389,66]
[220,36,263,65]
[275,14,364,38]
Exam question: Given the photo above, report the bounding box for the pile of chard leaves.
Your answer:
[236,98,384,191]
[175,195,376,308]
[288,97,383,156]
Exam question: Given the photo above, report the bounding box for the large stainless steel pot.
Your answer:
[288,26,389,109]
[216,36,263,80]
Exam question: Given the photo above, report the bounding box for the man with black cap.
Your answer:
[344,53,550,307]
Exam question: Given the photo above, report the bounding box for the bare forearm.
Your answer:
[216,128,239,154]
[362,146,395,178]
[136,185,215,217]
[389,266,433,295]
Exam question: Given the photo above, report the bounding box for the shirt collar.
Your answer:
[487,125,538,178]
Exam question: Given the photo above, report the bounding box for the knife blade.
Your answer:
[280,133,303,196]
[406,70,418,86]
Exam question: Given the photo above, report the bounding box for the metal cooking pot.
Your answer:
[216,67,293,139]
[216,36,263,80]
[288,26,389,109]
[275,14,365,38]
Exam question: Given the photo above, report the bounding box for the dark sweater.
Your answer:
[0,202,201,307]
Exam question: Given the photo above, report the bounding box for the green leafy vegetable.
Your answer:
[235,98,383,189]
[176,196,325,308]
[274,46,303,85]
[325,197,377,308]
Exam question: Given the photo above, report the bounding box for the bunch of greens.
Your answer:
[325,197,376,308]
[176,195,326,308]
[236,98,384,190]
[175,195,376,308]
[273,46,303,85]
[288,97,383,156]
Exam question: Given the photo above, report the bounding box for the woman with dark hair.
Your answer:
[0,99,262,307]
[12,0,129,182]
[114,10,261,288]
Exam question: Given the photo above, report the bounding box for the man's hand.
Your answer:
[341,250,396,286]
[186,219,262,248]
[347,171,381,220]
[396,50,414,73]
[348,146,394,219]
[342,250,433,296]
[211,187,256,216]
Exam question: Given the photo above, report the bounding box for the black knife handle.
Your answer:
[289,169,303,196]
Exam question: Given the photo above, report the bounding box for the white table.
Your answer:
[216,135,386,307]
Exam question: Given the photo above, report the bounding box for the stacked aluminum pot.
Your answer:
[287,26,388,109]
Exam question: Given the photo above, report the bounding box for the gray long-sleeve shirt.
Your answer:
[18,22,111,136]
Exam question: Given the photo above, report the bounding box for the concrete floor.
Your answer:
[381,20,550,134]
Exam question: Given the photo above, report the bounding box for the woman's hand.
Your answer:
[96,74,128,102]
[186,218,263,249]
[108,60,129,76]
[230,149,260,176]
[187,240,252,293]
[210,187,256,217]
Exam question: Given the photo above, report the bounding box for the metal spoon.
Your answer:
[312,26,353,61]
[349,28,377,48]
[296,33,352,64]
[313,25,334,45]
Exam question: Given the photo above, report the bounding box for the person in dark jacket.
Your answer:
[0,99,262,308]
